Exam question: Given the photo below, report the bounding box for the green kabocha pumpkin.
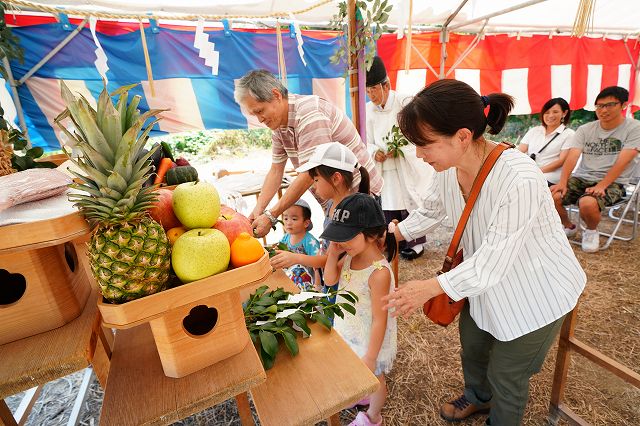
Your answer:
[166,165,199,186]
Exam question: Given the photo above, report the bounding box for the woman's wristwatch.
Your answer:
[263,209,278,226]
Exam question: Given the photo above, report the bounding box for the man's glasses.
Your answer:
[594,101,621,110]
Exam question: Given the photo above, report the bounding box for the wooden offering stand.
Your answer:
[97,253,272,378]
[0,212,92,345]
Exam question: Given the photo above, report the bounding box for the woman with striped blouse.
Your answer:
[382,79,586,426]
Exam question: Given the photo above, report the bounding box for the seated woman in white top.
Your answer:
[518,97,575,185]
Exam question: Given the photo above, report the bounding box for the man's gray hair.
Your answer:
[234,69,288,105]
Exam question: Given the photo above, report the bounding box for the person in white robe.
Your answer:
[365,56,435,260]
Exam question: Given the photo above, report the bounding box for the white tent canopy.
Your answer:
[18,0,640,35]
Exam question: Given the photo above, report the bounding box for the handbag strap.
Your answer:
[535,128,564,156]
[442,142,513,271]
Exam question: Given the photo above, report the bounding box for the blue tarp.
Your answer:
[7,23,350,151]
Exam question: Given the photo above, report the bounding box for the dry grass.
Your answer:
[380,224,640,425]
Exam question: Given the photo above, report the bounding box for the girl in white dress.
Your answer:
[322,193,397,426]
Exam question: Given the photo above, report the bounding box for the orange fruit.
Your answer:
[166,226,187,245]
[230,232,264,267]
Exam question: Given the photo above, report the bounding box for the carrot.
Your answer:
[154,157,173,184]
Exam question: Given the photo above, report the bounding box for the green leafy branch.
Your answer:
[244,285,358,369]
[329,0,392,71]
[0,106,55,171]
[0,2,25,80]
[383,124,409,158]
[265,242,290,258]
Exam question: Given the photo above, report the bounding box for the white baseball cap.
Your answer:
[296,142,359,173]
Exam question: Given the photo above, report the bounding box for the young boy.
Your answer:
[272,199,320,291]
[551,86,640,252]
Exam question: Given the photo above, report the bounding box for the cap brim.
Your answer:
[296,161,319,173]
[320,222,361,242]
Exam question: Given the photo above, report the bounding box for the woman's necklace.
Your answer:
[458,140,492,201]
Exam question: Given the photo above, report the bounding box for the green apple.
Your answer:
[172,181,221,229]
[172,228,230,283]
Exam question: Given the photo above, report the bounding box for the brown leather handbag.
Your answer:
[423,142,512,326]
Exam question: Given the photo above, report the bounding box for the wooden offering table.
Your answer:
[99,323,265,426]
[242,270,380,426]
[100,270,378,426]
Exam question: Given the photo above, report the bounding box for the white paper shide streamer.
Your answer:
[194,18,220,75]
[90,17,109,82]
[289,13,306,66]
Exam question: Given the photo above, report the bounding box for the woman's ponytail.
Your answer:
[485,93,515,135]
[399,79,515,143]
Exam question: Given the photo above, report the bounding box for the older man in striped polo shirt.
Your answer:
[234,69,383,238]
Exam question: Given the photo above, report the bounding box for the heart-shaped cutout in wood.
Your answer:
[182,304,219,337]
[0,269,27,306]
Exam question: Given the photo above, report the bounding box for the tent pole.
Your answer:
[18,17,89,86]
[439,29,448,79]
[411,43,438,79]
[2,56,30,147]
[445,20,488,78]
[439,0,469,79]
[347,0,361,133]
[630,48,640,117]
[444,0,470,27]
[448,0,549,31]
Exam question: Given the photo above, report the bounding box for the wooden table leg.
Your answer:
[328,413,341,426]
[0,400,18,426]
[235,392,254,426]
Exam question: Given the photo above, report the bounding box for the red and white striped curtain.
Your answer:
[378,33,640,115]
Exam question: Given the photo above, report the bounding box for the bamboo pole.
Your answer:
[347,0,360,132]
[139,21,155,97]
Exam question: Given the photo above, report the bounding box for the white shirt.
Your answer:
[366,91,435,210]
[520,124,575,184]
[398,148,586,341]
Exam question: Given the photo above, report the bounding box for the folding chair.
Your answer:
[567,171,640,251]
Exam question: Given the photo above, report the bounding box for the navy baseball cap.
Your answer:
[320,193,385,242]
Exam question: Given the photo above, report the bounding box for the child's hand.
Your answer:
[270,250,298,269]
[362,355,377,373]
[327,241,345,257]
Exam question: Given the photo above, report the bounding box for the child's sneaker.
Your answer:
[581,229,600,252]
[564,224,577,237]
[349,411,382,426]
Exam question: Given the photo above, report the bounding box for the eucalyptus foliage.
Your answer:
[244,285,358,369]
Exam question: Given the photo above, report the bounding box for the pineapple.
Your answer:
[0,130,15,176]
[55,83,171,303]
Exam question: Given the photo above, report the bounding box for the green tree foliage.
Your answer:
[499,109,599,145]
[0,2,24,79]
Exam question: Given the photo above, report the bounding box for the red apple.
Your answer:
[149,189,182,230]
[213,206,252,245]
